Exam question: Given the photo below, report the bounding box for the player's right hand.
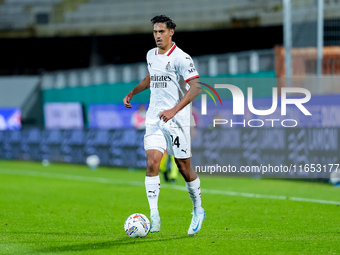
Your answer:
[123,93,133,108]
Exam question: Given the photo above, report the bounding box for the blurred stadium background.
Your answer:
[0,0,340,181]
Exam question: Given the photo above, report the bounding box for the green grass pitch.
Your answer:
[0,160,339,255]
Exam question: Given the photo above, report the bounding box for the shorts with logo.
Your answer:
[144,122,191,159]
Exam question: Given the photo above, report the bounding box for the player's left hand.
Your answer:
[159,109,176,123]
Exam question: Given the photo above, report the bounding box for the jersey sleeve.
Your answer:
[177,54,199,83]
[146,49,153,73]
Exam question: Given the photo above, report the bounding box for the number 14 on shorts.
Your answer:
[170,135,180,148]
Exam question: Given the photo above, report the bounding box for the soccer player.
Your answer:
[123,15,205,236]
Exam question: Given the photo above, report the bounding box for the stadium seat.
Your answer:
[2,0,340,37]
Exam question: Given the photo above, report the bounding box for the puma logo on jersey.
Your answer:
[181,149,188,154]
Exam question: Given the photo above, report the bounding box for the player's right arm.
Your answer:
[123,74,150,108]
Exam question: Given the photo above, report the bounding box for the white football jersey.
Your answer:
[146,43,199,127]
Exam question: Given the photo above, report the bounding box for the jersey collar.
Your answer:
[155,42,176,56]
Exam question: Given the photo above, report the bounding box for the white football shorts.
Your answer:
[144,123,191,159]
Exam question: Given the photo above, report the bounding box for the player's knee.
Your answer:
[147,157,160,174]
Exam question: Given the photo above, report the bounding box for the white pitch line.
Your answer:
[0,168,339,206]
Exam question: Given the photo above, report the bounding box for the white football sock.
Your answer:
[186,177,204,214]
[145,175,160,216]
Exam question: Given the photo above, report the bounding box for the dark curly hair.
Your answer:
[151,15,176,30]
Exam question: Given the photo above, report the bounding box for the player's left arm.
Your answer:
[159,78,201,122]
